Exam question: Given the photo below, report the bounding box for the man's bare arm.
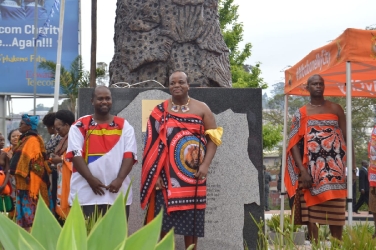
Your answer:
[194,104,218,180]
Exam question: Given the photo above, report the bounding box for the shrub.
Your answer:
[266,214,301,233]
[0,192,185,250]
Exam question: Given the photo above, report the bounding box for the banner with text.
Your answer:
[0,0,79,95]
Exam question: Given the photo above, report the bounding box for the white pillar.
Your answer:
[280,94,289,233]
[346,61,353,225]
[53,0,66,112]
[0,95,7,138]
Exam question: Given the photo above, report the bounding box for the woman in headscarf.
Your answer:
[50,110,75,220]
[9,114,50,230]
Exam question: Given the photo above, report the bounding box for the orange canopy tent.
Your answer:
[280,28,376,230]
[284,28,376,97]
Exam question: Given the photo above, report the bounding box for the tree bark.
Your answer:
[90,0,97,88]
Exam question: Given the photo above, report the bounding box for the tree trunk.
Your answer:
[90,0,97,88]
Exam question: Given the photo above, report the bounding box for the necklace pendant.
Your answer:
[171,104,179,112]
[181,105,189,113]
[170,97,190,113]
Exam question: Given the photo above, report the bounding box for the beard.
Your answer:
[95,105,112,115]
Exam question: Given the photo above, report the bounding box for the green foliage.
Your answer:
[123,209,162,249]
[263,123,283,151]
[96,68,106,78]
[38,56,89,112]
[266,214,301,233]
[312,223,376,250]
[0,212,44,249]
[57,196,87,250]
[218,0,267,89]
[249,213,268,250]
[0,192,176,250]
[256,212,376,249]
[155,230,175,250]
[31,195,62,250]
[232,64,268,89]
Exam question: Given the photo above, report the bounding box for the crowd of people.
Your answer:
[0,71,223,250]
[4,71,376,246]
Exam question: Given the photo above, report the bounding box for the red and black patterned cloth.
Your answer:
[141,100,207,219]
[285,106,347,207]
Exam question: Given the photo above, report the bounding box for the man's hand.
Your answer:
[107,177,123,193]
[300,169,312,189]
[87,176,107,195]
[155,176,165,190]
[194,163,209,181]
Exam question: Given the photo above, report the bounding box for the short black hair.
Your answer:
[307,74,324,86]
[7,129,18,143]
[91,85,111,99]
[55,110,75,126]
[42,112,56,127]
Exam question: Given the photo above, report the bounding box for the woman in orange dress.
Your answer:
[9,114,50,230]
[50,110,75,220]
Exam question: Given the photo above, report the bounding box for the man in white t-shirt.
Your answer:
[66,86,137,218]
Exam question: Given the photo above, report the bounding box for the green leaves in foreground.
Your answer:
[87,191,127,250]
[0,212,44,250]
[56,197,87,250]
[0,190,176,250]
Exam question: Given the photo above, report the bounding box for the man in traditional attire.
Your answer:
[66,86,137,218]
[285,74,353,241]
[141,71,223,250]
